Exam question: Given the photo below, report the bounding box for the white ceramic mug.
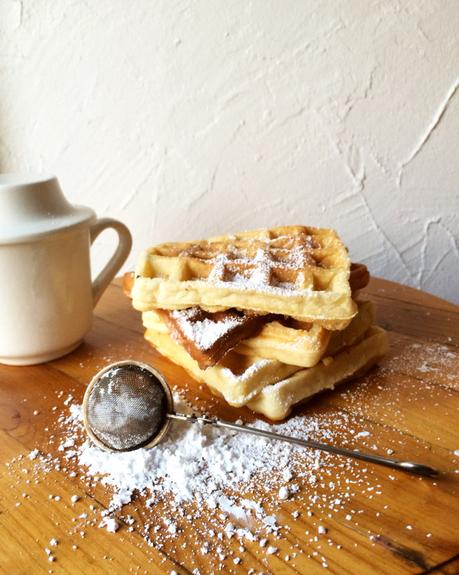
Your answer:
[0,174,132,365]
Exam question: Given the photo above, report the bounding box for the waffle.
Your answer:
[326,300,374,356]
[143,301,374,408]
[144,326,300,406]
[132,226,357,325]
[236,300,374,368]
[246,327,388,420]
[153,308,272,369]
[123,262,368,300]
[131,264,369,369]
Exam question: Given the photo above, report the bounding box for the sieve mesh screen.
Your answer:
[86,364,169,451]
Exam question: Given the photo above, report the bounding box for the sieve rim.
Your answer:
[82,360,174,452]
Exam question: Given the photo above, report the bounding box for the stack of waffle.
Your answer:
[128,226,388,420]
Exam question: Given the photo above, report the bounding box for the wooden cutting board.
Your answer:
[0,277,458,575]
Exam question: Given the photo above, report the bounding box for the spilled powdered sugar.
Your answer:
[73,395,329,513]
[5,334,458,573]
[382,339,459,385]
[6,387,398,571]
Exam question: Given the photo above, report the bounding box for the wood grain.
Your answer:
[0,277,458,575]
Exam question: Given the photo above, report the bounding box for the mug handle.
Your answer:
[90,217,132,306]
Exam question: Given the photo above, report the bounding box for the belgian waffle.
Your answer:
[123,262,369,299]
[246,326,388,420]
[143,301,376,408]
[236,300,374,368]
[132,226,357,325]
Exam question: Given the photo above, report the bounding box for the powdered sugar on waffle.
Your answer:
[209,250,300,294]
[171,308,244,350]
[220,358,274,384]
[206,234,330,296]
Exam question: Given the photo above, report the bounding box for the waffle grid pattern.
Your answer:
[133,226,356,323]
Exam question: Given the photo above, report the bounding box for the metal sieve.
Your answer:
[82,361,439,477]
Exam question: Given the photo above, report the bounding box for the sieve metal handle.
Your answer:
[167,413,439,478]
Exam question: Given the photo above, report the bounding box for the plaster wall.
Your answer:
[1,1,458,301]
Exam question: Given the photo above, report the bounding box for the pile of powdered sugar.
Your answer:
[42,391,385,564]
[70,394,329,513]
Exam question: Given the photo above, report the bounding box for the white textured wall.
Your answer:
[1,1,459,301]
